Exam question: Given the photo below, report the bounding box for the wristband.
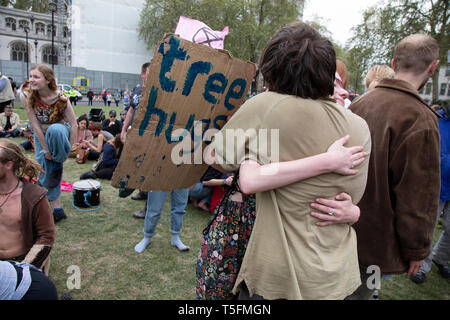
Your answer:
[223,179,226,185]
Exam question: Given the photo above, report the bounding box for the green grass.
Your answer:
[11,103,450,300]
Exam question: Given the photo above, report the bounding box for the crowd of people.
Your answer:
[0,21,449,301]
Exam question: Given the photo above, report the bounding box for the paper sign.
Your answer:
[111,34,256,191]
[175,16,229,49]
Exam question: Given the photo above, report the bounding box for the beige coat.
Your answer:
[213,92,371,300]
[0,112,20,131]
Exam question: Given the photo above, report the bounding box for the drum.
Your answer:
[72,179,102,208]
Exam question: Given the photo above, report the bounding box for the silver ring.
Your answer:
[328,211,335,216]
[351,163,354,168]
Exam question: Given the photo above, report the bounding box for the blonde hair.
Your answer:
[27,64,58,110]
[365,65,395,90]
[0,139,43,179]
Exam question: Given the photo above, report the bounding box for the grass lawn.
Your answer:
[9,103,450,300]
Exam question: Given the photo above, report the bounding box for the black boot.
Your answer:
[53,208,67,223]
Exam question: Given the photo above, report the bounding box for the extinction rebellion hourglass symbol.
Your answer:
[192,27,224,47]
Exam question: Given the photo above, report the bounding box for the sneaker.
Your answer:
[133,209,146,219]
[372,290,379,300]
[48,164,63,188]
[433,260,450,278]
[410,271,426,284]
[53,208,67,223]
[131,191,148,200]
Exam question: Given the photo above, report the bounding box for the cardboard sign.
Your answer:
[111,34,256,191]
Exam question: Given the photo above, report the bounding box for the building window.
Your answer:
[18,20,29,30]
[446,64,450,77]
[47,25,56,37]
[10,42,28,62]
[63,26,69,38]
[448,84,450,97]
[441,83,447,96]
[42,46,58,65]
[425,82,432,95]
[5,17,16,31]
[35,22,45,35]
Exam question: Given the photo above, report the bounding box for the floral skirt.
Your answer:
[196,194,256,300]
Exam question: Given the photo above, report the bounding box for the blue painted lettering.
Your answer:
[139,86,168,137]
[158,36,187,93]
[224,78,247,110]
[165,113,195,144]
[182,61,212,96]
[203,73,228,104]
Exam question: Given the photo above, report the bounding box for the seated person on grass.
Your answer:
[0,139,54,275]
[79,134,123,180]
[189,166,233,212]
[0,105,20,138]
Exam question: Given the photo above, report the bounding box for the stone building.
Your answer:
[0,1,71,67]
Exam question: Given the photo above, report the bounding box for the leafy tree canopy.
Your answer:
[138,0,305,64]
[347,0,449,97]
[1,0,50,13]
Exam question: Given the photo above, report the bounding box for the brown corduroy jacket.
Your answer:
[20,180,55,268]
[349,78,441,274]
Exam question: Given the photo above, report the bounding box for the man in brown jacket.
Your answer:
[349,34,441,299]
[0,139,54,274]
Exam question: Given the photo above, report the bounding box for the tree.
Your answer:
[138,0,305,92]
[348,0,449,100]
[1,0,50,13]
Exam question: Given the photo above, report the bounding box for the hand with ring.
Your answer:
[327,135,367,175]
[310,192,360,227]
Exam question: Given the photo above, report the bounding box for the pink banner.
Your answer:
[175,16,229,49]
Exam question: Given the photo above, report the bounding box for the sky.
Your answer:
[303,0,380,46]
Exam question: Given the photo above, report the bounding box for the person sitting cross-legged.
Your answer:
[0,105,20,138]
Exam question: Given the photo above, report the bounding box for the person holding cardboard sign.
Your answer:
[120,63,151,207]
[208,22,371,300]
[134,188,191,253]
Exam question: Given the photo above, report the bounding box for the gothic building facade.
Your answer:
[0,0,71,67]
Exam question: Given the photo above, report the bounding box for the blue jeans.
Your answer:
[143,189,189,238]
[34,123,71,201]
[188,182,212,205]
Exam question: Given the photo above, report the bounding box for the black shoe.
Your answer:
[131,191,148,200]
[53,208,67,223]
[410,271,426,284]
[48,164,63,188]
[118,188,135,198]
[80,171,96,180]
[433,260,450,278]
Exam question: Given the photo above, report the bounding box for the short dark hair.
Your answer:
[77,113,89,127]
[259,21,336,99]
[141,62,150,74]
[109,110,117,117]
[394,34,439,74]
